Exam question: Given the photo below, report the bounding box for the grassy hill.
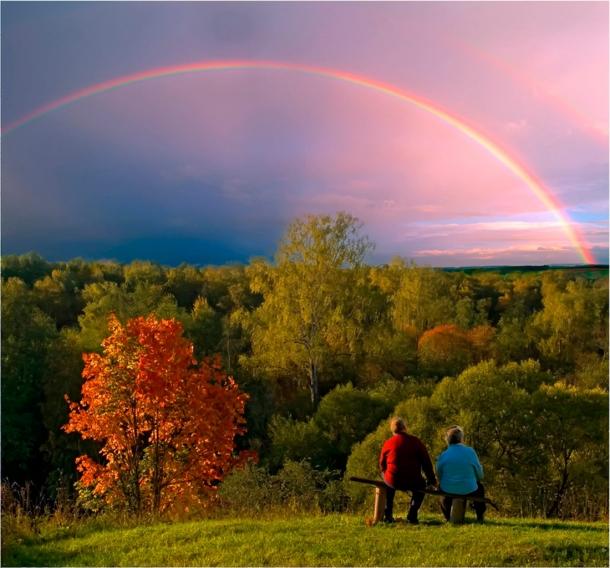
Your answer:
[2,514,608,567]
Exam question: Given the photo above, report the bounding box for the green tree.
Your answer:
[123,261,166,290]
[1,252,53,285]
[243,213,373,406]
[1,278,58,484]
[313,383,392,469]
[391,266,454,336]
[532,277,608,370]
[431,360,547,466]
[33,260,103,327]
[40,328,92,498]
[165,264,205,309]
[78,281,187,351]
[360,325,417,383]
[268,384,391,472]
[268,415,331,470]
[532,383,608,517]
[186,296,223,359]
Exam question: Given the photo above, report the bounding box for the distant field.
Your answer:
[2,514,608,567]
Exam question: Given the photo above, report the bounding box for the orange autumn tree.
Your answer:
[64,314,249,513]
[417,324,473,377]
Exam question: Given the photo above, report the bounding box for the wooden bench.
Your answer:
[349,476,498,525]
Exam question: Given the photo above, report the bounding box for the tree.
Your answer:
[123,261,166,290]
[186,297,222,359]
[64,315,249,513]
[165,264,205,309]
[532,383,607,517]
[417,324,472,377]
[33,267,91,328]
[1,252,53,285]
[77,281,186,351]
[32,259,110,329]
[243,213,373,407]
[391,266,454,336]
[497,275,542,321]
[360,325,418,383]
[268,383,393,472]
[1,278,58,485]
[467,324,496,362]
[531,276,607,371]
[40,327,91,500]
[312,383,392,469]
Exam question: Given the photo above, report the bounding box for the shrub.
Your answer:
[218,460,348,515]
[343,428,388,507]
[313,383,393,467]
[268,416,333,470]
[269,384,393,472]
[217,462,275,514]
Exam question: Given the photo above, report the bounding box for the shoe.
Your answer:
[383,517,396,524]
[406,517,419,525]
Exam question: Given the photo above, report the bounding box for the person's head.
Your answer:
[445,425,464,445]
[390,417,407,434]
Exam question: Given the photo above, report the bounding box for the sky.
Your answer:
[1,1,608,267]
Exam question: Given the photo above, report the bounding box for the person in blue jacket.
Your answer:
[436,425,486,522]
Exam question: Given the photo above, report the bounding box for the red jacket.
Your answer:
[379,432,437,489]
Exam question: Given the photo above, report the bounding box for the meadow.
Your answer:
[2,513,608,567]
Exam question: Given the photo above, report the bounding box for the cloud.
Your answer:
[505,118,528,132]
[409,243,608,266]
[1,2,606,267]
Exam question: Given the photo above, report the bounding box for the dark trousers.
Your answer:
[440,482,486,521]
[384,480,426,522]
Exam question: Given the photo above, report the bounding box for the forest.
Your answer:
[1,213,608,521]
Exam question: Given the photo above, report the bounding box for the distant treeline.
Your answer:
[1,213,608,519]
[443,264,609,276]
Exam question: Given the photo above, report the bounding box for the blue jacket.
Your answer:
[436,443,483,495]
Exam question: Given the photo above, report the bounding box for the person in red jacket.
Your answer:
[379,417,437,524]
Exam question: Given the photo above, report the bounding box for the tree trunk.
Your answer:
[151,421,163,513]
[128,404,142,514]
[546,458,570,518]
[308,361,319,407]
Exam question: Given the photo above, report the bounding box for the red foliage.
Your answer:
[64,314,251,513]
[418,324,470,352]
[417,324,472,376]
[417,323,497,376]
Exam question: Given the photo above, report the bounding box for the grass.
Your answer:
[2,513,608,567]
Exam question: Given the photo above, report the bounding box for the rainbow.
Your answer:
[1,59,595,264]
[453,38,608,146]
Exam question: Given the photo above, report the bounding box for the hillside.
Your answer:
[2,514,608,567]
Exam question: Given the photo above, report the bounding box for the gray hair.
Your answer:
[390,417,406,434]
[446,426,464,445]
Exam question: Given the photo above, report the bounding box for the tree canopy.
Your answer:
[1,213,607,519]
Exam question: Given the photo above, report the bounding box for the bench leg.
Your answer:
[450,498,466,524]
[372,486,387,525]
